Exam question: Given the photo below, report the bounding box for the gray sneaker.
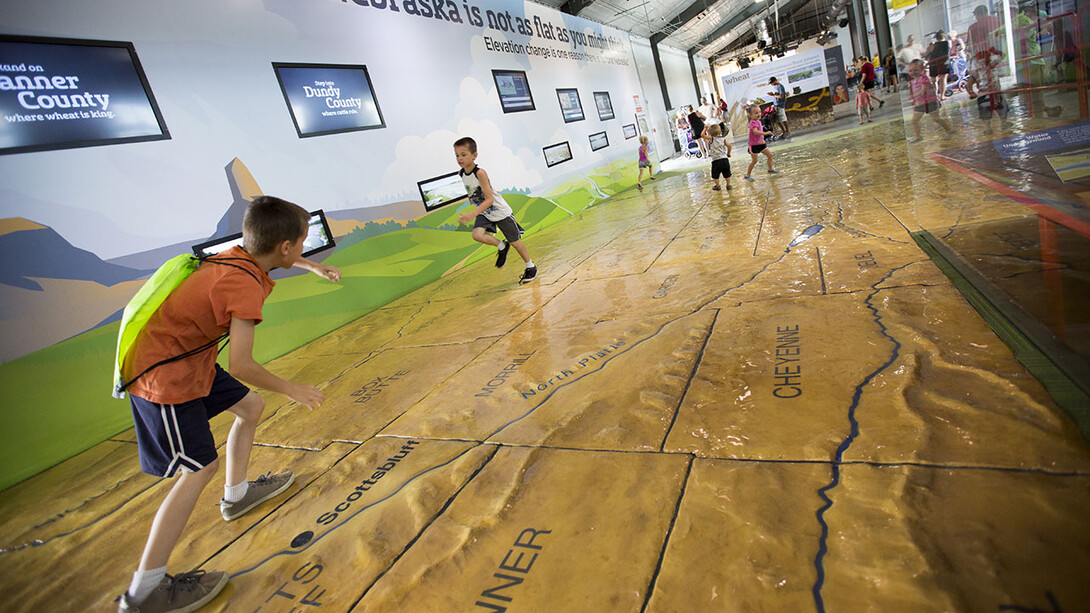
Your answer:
[118,569,228,612]
[220,471,294,521]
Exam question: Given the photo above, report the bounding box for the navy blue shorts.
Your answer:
[474,214,524,243]
[130,364,250,477]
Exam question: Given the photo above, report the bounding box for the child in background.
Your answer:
[973,49,1009,134]
[636,135,655,190]
[454,136,538,284]
[908,58,955,143]
[744,104,776,181]
[701,123,732,191]
[856,83,873,124]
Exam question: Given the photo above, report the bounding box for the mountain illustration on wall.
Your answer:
[0,218,148,292]
[0,218,151,363]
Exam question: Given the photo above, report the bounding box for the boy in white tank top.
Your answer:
[454,136,538,283]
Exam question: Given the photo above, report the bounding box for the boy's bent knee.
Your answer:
[231,391,265,422]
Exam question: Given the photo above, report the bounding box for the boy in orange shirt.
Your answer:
[117,196,340,612]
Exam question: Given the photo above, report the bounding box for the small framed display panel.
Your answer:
[543,141,573,168]
[556,88,584,123]
[492,69,535,113]
[0,35,170,155]
[593,91,614,121]
[589,131,608,151]
[622,123,637,139]
[192,210,336,260]
[272,62,386,138]
[418,170,468,212]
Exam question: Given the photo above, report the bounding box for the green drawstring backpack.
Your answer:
[112,254,260,398]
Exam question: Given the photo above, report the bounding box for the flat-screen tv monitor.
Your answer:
[272,62,385,138]
[556,88,584,123]
[594,91,614,121]
[543,141,573,168]
[418,170,468,211]
[623,123,637,139]
[0,35,170,155]
[192,209,336,260]
[492,69,535,113]
[589,131,609,151]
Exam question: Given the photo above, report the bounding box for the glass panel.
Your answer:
[892,0,1090,367]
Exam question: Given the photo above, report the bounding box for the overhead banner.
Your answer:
[719,46,831,110]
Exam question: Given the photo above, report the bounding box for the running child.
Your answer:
[454,136,538,284]
[701,123,732,191]
[908,58,955,142]
[744,104,777,181]
[117,196,341,612]
[856,83,873,124]
[636,135,655,190]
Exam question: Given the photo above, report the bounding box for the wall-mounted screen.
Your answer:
[492,69,535,113]
[556,88,584,123]
[0,35,170,155]
[192,210,335,259]
[594,91,614,121]
[623,124,637,139]
[418,170,467,211]
[543,141,573,168]
[273,62,385,138]
[589,131,609,151]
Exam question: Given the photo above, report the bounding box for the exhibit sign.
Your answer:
[192,210,335,259]
[557,88,584,122]
[589,130,608,151]
[623,124,637,139]
[492,69,535,113]
[823,46,849,104]
[418,170,469,211]
[719,47,831,109]
[543,141,573,167]
[273,62,385,138]
[0,35,170,155]
[594,91,614,121]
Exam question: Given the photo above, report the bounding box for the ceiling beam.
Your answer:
[559,0,595,16]
[652,0,720,40]
[693,0,812,57]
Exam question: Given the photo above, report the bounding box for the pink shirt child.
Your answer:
[910,74,940,106]
[748,119,765,146]
[856,90,872,109]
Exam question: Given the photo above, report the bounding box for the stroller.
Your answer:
[680,127,702,158]
[944,55,970,97]
[760,104,778,141]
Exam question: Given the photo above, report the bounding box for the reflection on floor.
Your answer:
[2,119,1090,612]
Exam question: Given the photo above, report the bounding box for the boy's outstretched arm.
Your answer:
[228,317,324,409]
[293,257,341,281]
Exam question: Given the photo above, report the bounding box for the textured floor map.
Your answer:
[1,120,1088,612]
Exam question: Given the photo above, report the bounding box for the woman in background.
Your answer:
[883,48,899,93]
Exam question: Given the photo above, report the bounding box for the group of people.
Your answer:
[675,96,728,158]
[674,76,791,160]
